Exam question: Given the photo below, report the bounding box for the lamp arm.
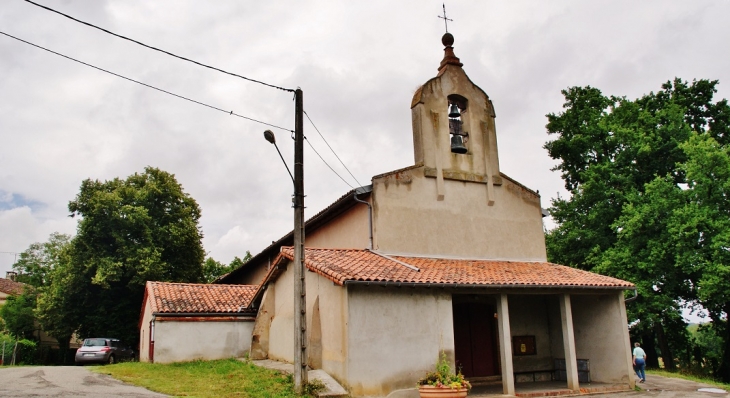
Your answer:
[273,142,295,185]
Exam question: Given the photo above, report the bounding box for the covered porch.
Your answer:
[454,291,635,396]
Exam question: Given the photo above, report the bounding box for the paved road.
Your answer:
[0,366,167,397]
[0,365,727,398]
[596,374,728,398]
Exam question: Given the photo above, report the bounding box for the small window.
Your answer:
[83,338,108,347]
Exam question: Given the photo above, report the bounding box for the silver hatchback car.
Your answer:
[75,338,136,365]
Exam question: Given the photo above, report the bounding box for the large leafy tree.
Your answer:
[12,232,71,287]
[673,134,730,380]
[38,167,205,346]
[545,79,730,378]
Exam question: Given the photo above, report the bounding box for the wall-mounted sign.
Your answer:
[512,335,536,356]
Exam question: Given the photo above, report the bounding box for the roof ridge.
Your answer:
[150,281,255,287]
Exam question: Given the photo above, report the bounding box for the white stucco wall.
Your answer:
[346,286,454,397]
[306,204,370,250]
[306,269,349,383]
[258,262,350,383]
[509,295,555,373]
[372,169,546,261]
[571,293,633,385]
[139,297,153,362]
[152,319,254,364]
[267,263,295,363]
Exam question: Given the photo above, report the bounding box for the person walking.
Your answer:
[633,342,647,383]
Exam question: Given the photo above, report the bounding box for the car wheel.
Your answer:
[107,355,115,365]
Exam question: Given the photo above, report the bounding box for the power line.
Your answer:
[304,137,354,189]
[23,0,294,93]
[0,30,292,133]
[303,111,363,187]
[2,31,360,189]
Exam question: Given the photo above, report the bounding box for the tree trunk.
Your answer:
[642,331,660,369]
[718,304,730,383]
[655,322,675,370]
[56,335,71,365]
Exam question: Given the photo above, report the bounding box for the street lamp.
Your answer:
[262,88,307,392]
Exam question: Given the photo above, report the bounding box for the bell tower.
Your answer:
[410,33,500,204]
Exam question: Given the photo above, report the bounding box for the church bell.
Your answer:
[448,103,461,118]
[449,117,468,154]
[451,134,467,154]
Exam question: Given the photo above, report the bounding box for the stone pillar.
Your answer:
[560,294,579,392]
[497,293,515,395]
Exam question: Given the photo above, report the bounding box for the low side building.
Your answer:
[139,281,258,364]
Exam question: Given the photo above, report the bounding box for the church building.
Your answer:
[214,33,637,397]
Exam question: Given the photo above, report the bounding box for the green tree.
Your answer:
[35,242,81,359]
[6,233,73,356]
[230,252,252,269]
[693,323,724,377]
[544,79,730,375]
[0,289,37,340]
[203,257,227,283]
[672,133,730,381]
[12,232,71,287]
[202,252,252,283]
[37,167,205,346]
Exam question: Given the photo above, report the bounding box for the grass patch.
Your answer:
[646,369,730,390]
[91,358,320,398]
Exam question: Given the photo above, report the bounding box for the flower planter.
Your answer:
[418,385,469,398]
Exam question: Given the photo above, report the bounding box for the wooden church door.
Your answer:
[452,301,499,378]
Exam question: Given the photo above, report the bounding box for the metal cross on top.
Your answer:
[438,3,453,33]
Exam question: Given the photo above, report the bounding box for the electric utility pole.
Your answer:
[293,88,308,392]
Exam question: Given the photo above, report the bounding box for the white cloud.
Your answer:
[0,207,76,276]
[207,225,254,264]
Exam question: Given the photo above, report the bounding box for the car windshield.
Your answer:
[83,339,108,347]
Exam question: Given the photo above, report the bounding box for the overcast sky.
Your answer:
[2,0,729,285]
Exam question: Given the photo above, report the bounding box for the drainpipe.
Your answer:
[353,188,373,250]
[149,315,155,363]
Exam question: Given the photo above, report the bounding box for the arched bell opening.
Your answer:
[448,94,469,154]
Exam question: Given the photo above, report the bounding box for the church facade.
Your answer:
[218,33,636,398]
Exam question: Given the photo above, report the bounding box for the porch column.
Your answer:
[560,294,579,392]
[496,293,515,395]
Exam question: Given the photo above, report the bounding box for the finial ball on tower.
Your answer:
[442,32,454,47]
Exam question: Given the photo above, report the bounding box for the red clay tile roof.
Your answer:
[146,281,258,314]
[277,247,634,289]
[0,278,26,296]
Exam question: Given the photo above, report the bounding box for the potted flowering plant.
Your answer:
[417,352,471,397]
